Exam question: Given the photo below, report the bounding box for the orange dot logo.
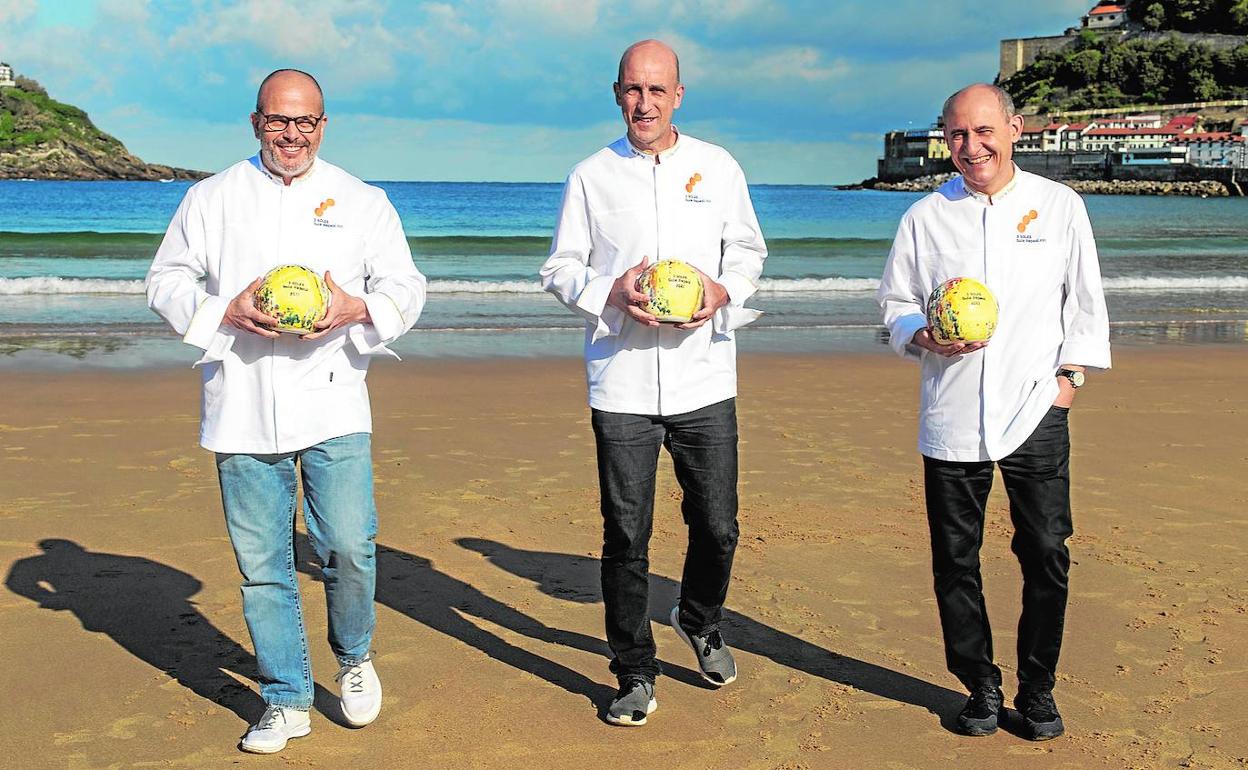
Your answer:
[685,173,703,194]
[314,198,336,218]
[1017,209,1039,233]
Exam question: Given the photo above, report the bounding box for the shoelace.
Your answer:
[1022,691,1058,717]
[968,687,1001,711]
[616,677,649,699]
[257,707,285,730]
[700,630,724,656]
[334,655,373,694]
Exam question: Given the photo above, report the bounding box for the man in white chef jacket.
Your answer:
[540,39,767,726]
[878,83,1110,742]
[146,69,426,754]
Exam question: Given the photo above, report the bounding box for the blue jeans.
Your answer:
[216,432,378,710]
[591,398,740,683]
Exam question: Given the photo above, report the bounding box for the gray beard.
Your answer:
[261,146,315,179]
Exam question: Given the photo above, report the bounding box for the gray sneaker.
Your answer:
[605,677,657,726]
[670,604,737,686]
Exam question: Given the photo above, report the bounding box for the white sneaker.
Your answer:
[240,705,311,754]
[336,656,382,727]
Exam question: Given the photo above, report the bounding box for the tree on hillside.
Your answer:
[1127,0,1248,34]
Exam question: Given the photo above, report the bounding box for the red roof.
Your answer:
[1173,132,1245,143]
[1066,123,1090,130]
[1085,127,1180,136]
[1090,4,1125,14]
[1164,115,1199,130]
[1043,122,1069,130]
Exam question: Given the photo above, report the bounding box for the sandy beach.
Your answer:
[1,345,1245,769]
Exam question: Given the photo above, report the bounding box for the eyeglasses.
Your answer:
[257,113,324,134]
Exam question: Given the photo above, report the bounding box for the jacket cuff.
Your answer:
[192,331,236,367]
[1058,338,1112,370]
[183,294,230,350]
[718,272,758,306]
[349,324,401,359]
[891,313,928,361]
[361,291,406,343]
[713,305,763,334]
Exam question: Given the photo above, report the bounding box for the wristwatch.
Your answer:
[1057,369,1085,388]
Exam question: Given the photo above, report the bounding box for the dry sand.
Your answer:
[1,346,1244,769]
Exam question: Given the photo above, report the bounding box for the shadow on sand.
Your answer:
[293,534,709,718]
[4,539,269,725]
[456,537,968,730]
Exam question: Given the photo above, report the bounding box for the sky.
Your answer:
[0,0,1097,184]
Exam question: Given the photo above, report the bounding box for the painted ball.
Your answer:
[926,277,998,344]
[253,264,330,335]
[637,260,705,324]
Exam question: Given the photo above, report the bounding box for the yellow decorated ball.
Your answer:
[926,277,998,344]
[253,265,330,335]
[636,260,704,324]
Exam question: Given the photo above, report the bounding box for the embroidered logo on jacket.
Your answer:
[1015,209,1045,244]
[313,198,343,229]
[684,172,710,203]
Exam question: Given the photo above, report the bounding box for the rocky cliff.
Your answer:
[0,76,207,181]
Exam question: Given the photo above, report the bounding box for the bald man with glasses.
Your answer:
[146,69,427,753]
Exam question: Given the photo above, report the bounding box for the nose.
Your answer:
[637,90,652,114]
[279,121,302,143]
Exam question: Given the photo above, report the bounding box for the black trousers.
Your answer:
[591,398,740,683]
[923,405,1073,693]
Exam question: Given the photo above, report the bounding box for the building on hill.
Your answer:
[1082,3,1129,30]
[0,62,15,88]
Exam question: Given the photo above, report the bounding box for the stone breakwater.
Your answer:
[863,174,1236,197]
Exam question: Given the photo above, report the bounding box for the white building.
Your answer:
[0,62,15,88]
[1173,133,1248,167]
[1083,3,1129,29]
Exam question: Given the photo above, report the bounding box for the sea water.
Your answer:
[1,179,1245,368]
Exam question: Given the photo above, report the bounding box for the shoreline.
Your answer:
[852,173,1242,196]
[0,320,1245,371]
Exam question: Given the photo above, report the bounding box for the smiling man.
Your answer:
[146,69,426,753]
[876,83,1111,741]
[540,39,766,726]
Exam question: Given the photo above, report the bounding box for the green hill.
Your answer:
[1000,29,1248,113]
[0,75,206,181]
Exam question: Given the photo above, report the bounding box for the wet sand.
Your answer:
[1,346,1244,769]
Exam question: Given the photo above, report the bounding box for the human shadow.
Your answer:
[293,534,661,718]
[4,539,268,724]
[456,537,968,730]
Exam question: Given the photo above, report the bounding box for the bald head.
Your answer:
[942,83,1015,126]
[255,69,324,114]
[617,39,680,86]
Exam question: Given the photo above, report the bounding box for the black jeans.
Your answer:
[923,405,1073,693]
[591,398,740,683]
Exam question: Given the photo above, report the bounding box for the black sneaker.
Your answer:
[956,685,1004,736]
[1013,689,1065,740]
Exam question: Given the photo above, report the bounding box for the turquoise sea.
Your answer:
[1,179,1246,368]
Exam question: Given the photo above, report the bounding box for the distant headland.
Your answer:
[0,63,208,182]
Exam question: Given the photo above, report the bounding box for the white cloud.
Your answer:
[0,0,35,25]
[166,0,402,85]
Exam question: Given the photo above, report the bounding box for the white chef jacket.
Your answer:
[878,168,1111,462]
[146,155,426,454]
[540,132,767,416]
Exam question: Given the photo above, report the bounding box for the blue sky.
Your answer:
[1,0,1094,183]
